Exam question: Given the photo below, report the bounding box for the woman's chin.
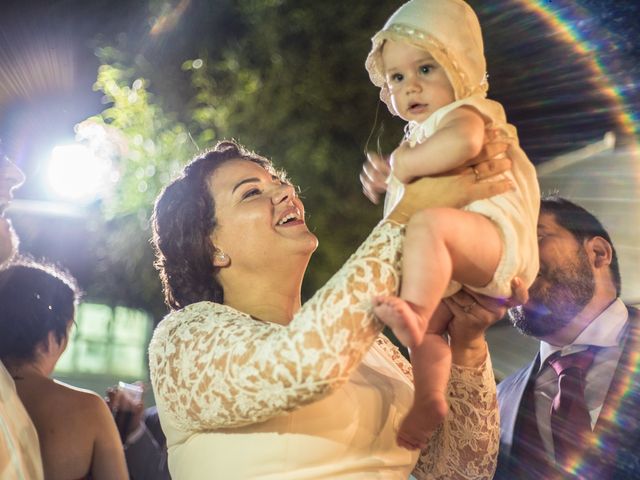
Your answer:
[282,226,318,253]
[295,232,319,260]
[307,232,319,253]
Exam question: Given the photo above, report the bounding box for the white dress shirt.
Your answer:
[534,298,628,458]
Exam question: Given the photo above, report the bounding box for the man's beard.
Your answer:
[509,247,595,338]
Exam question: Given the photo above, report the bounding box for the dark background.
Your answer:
[1,0,638,321]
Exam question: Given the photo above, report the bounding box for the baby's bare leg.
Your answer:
[397,302,452,450]
[374,207,502,347]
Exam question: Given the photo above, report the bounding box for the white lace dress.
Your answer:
[149,220,498,479]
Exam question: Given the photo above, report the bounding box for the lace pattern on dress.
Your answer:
[374,335,498,479]
[413,353,499,480]
[373,335,413,380]
[149,220,404,431]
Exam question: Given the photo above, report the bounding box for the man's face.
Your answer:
[0,156,25,215]
[0,155,25,264]
[510,212,595,338]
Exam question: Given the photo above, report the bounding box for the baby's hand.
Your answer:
[360,151,390,204]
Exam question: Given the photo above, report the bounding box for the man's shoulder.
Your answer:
[497,361,535,399]
[144,406,161,429]
[144,405,166,445]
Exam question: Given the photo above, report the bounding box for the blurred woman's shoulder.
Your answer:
[51,380,112,420]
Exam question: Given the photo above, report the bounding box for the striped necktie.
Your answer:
[547,347,597,468]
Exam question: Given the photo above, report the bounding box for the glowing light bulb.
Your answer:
[47,144,111,201]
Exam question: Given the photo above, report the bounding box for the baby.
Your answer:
[365,0,540,449]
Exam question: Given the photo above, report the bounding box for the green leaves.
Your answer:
[83,1,403,316]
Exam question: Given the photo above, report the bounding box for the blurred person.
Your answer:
[148,139,515,479]
[106,383,170,480]
[491,196,640,479]
[0,149,24,266]
[0,146,43,479]
[0,259,129,479]
[364,0,539,448]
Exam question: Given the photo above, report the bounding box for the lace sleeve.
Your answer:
[149,220,404,431]
[412,350,499,480]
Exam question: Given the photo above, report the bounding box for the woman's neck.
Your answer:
[221,266,305,326]
[4,360,50,380]
[229,291,301,326]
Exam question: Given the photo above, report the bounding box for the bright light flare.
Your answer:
[47,144,111,201]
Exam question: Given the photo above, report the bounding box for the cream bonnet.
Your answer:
[365,0,489,115]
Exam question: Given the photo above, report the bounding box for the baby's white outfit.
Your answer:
[367,0,540,298]
[384,94,540,298]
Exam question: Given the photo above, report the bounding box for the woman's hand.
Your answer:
[445,278,529,367]
[105,382,146,443]
[387,130,513,224]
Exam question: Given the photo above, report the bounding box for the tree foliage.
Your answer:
[84,0,405,319]
[81,0,626,321]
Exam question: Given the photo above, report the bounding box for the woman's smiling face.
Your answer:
[207,158,318,272]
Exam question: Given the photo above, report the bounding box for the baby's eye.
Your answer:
[390,73,404,83]
[242,188,261,199]
[420,64,434,74]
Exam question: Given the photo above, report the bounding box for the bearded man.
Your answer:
[494,195,640,479]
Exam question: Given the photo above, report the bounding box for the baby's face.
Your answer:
[381,40,455,123]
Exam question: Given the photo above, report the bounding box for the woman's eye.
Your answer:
[242,188,261,199]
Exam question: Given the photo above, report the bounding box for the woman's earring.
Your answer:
[213,249,230,267]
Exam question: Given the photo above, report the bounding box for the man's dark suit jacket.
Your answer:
[125,406,171,480]
[495,306,640,479]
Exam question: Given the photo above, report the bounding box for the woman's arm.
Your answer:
[411,297,501,480]
[392,107,485,183]
[447,278,529,367]
[387,158,513,225]
[150,220,404,432]
[411,279,529,479]
[90,394,129,480]
[413,353,499,480]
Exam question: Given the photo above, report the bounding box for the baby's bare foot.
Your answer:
[374,296,425,347]
[397,394,448,451]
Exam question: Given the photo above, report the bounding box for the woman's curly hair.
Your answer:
[152,140,283,310]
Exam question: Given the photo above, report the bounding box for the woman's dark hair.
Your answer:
[0,258,80,363]
[541,194,621,296]
[152,140,284,310]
